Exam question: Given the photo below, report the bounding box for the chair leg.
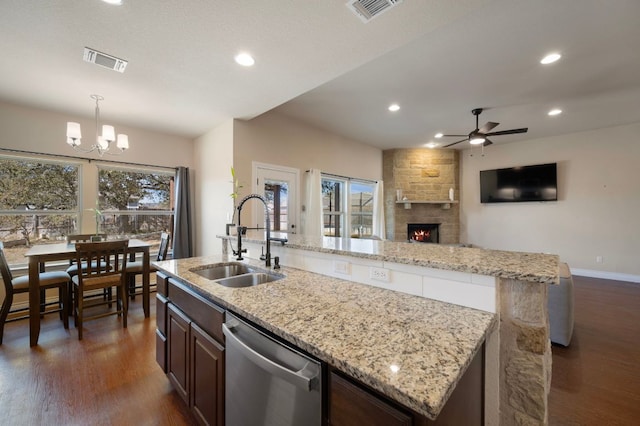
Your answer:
[122,284,128,329]
[0,291,13,345]
[60,285,69,330]
[77,286,83,340]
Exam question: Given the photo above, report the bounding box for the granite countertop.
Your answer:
[221,231,560,284]
[154,254,497,420]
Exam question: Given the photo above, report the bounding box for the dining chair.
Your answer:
[72,240,128,340]
[65,234,109,314]
[126,232,170,300]
[0,241,69,345]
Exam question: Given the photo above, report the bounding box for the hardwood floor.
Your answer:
[549,276,640,426]
[0,296,196,425]
[1,276,638,425]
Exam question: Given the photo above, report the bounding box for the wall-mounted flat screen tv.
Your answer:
[480,163,557,203]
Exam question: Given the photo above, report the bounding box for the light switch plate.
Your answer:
[333,260,351,275]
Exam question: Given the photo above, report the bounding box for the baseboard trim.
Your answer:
[571,268,640,283]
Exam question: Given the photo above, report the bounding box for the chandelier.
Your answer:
[66,94,129,156]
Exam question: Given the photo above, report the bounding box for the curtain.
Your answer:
[372,180,386,240]
[172,166,193,258]
[301,169,323,237]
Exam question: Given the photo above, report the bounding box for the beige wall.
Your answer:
[460,122,640,280]
[231,111,383,231]
[193,119,234,256]
[0,100,193,168]
[0,99,195,241]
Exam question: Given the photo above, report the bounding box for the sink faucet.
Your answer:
[234,194,272,267]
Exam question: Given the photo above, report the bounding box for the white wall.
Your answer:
[461,122,640,281]
[193,119,234,256]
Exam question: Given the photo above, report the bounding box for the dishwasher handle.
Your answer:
[223,322,319,392]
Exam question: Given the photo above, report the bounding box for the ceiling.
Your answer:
[1,0,639,150]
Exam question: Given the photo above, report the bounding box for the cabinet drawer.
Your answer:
[168,278,225,344]
[157,272,169,297]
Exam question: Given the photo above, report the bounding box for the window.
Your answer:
[0,155,80,265]
[321,176,375,238]
[97,166,174,247]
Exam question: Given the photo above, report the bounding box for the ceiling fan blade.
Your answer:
[486,127,528,136]
[478,121,499,134]
[441,134,467,137]
[443,138,468,148]
[483,138,493,147]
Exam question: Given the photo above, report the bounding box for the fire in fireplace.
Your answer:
[407,223,440,243]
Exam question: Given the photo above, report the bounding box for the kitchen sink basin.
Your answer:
[216,272,283,288]
[191,262,256,280]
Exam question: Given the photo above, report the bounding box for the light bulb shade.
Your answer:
[101,125,115,142]
[66,122,82,139]
[116,134,129,150]
[97,136,110,150]
[469,136,486,145]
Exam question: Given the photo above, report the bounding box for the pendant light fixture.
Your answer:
[66,94,129,156]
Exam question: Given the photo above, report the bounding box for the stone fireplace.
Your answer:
[383,149,460,244]
[408,223,440,243]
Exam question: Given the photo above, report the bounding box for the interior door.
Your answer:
[254,163,298,234]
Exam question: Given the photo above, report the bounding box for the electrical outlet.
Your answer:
[333,260,350,275]
[370,267,390,282]
[596,255,603,263]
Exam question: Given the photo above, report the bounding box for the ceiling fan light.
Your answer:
[434,132,443,138]
[540,52,561,65]
[469,136,485,145]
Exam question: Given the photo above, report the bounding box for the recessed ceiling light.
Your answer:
[235,53,255,67]
[101,0,123,5]
[388,103,400,112]
[548,108,562,116]
[434,132,443,138]
[425,142,438,149]
[540,53,561,65]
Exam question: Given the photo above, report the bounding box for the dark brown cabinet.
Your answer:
[157,276,226,426]
[329,371,412,426]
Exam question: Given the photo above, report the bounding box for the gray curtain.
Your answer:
[172,166,192,258]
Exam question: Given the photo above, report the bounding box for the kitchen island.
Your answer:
[219,232,559,425]
[154,254,496,424]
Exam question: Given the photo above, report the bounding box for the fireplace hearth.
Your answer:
[408,223,440,243]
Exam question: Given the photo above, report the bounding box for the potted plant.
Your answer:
[226,167,243,235]
[87,200,104,241]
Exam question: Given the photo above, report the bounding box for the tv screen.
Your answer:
[480,163,557,203]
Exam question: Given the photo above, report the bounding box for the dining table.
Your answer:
[25,238,151,346]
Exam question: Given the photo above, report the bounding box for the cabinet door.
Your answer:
[190,322,225,426]
[156,294,169,372]
[167,303,190,404]
[329,371,412,426]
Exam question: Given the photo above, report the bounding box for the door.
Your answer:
[253,163,299,234]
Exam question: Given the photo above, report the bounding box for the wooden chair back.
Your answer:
[0,242,13,298]
[157,232,170,261]
[74,240,128,290]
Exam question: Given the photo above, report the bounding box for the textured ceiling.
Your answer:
[1,0,639,150]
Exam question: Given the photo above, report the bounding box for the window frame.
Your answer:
[321,174,376,238]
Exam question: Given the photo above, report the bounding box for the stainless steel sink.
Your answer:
[216,272,283,288]
[191,262,256,280]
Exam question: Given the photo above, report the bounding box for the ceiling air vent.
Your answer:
[83,47,128,73]
[346,0,403,23]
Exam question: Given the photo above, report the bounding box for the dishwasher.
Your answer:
[222,312,323,426]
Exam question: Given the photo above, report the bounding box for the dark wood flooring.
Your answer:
[1,276,638,425]
[0,296,196,425]
[549,276,640,426]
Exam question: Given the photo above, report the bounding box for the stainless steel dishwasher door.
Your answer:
[223,313,322,426]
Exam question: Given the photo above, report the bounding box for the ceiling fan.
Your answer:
[441,108,528,148]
